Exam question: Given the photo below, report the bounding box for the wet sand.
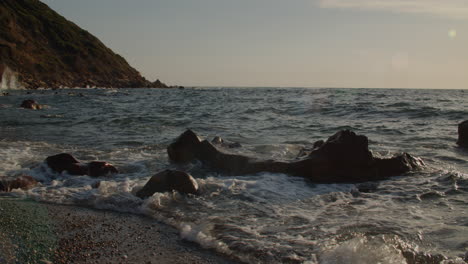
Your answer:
[0,197,239,264]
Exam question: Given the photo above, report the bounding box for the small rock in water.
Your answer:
[457,120,468,148]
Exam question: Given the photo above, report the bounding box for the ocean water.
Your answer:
[0,87,467,263]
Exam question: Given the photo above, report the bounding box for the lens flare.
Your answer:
[448,29,457,39]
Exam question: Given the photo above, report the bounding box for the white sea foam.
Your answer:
[319,235,407,264]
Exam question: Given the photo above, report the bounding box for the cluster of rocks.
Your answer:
[3,119,468,197]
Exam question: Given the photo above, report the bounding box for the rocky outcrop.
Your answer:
[46,153,118,177]
[0,0,167,89]
[136,170,199,198]
[167,129,423,183]
[457,120,468,148]
[0,175,38,192]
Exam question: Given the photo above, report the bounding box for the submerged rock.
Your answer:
[135,170,199,198]
[167,129,423,183]
[45,153,118,177]
[0,175,38,192]
[457,120,468,148]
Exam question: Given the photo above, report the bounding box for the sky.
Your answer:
[43,0,467,89]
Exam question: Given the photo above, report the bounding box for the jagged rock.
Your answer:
[135,170,199,198]
[457,120,468,148]
[167,129,423,183]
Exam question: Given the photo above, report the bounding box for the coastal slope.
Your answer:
[0,0,166,89]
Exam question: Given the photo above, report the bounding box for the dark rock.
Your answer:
[136,170,199,198]
[20,99,43,110]
[0,175,38,192]
[167,130,202,163]
[87,161,118,177]
[457,120,468,148]
[46,153,84,174]
[45,153,117,177]
[167,129,423,183]
[312,140,325,149]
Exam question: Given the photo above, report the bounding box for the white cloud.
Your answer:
[318,0,468,20]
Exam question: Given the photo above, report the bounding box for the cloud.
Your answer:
[318,0,468,20]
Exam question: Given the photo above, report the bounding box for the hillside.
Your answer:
[0,0,166,89]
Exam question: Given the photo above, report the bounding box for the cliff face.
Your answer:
[0,0,166,89]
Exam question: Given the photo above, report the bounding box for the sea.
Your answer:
[0,87,467,264]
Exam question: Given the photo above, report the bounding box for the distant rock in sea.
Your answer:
[0,0,167,89]
[457,120,468,148]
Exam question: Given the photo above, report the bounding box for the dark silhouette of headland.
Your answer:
[0,0,167,89]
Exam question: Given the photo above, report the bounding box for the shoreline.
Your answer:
[0,197,240,264]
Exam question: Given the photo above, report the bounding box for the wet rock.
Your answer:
[211,136,242,148]
[312,140,325,149]
[167,130,202,163]
[135,170,199,198]
[45,153,118,177]
[20,99,43,110]
[87,161,118,177]
[46,153,84,174]
[457,120,468,148]
[0,175,38,192]
[167,129,423,183]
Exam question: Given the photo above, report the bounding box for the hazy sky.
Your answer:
[44,0,467,89]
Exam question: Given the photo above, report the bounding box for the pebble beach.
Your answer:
[0,197,239,264]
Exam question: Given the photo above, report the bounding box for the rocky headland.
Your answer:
[0,0,167,89]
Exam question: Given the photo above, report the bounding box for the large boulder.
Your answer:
[46,153,83,174]
[167,129,422,183]
[0,175,38,192]
[288,130,422,182]
[457,120,468,148]
[136,170,199,198]
[45,153,118,177]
